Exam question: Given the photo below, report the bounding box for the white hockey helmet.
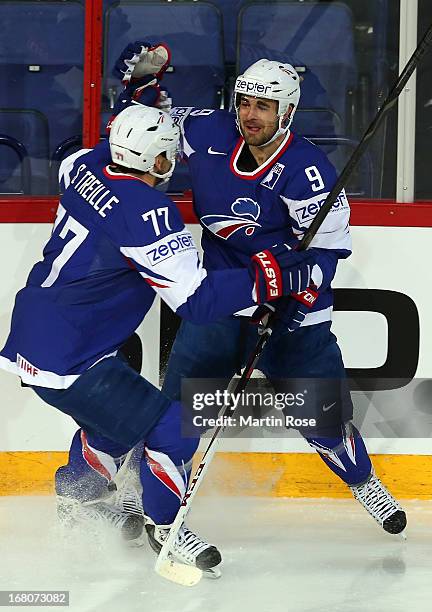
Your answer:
[109,104,180,181]
[234,59,301,145]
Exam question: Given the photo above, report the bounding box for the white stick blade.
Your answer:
[156,559,203,587]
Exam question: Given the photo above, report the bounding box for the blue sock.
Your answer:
[55,428,131,502]
[140,401,199,524]
[305,422,372,486]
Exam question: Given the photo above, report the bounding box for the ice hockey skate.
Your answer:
[145,521,222,578]
[110,467,144,518]
[56,495,144,542]
[350,472,407,535]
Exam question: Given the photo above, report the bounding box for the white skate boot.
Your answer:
[110,468,144,518]
[145,522,222,577]
[350,472,407,534]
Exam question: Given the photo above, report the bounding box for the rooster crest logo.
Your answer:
[201,198,261,239]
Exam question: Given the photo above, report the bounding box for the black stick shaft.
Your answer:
[299,20,432,251]
[196,328,271,464]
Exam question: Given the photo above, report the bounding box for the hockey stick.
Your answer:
[155,21,432,586]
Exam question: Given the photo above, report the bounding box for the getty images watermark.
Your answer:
[190,388,316,429]
[181,377,432,438]
[180,378,349,437]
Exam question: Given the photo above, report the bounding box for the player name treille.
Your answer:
[70,164,120,218]
[192,415,317,428]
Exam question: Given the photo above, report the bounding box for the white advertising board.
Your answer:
[0,224,430,453]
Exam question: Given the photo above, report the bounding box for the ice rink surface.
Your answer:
[1,495,431,612]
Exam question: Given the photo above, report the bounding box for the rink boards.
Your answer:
[0,216,431,496]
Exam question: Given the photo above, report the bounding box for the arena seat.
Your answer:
[208,0,244,65]
[0,1,84,193]
[0,110,49,194]
[0,134,31,194]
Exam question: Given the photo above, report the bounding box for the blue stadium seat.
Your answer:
[0,134,31,194]
[209,0,244,65]
[0,1,84,193]
[238,2,357,138]
[0,109,49,194]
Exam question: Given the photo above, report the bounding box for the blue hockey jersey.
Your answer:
[0,141,257,388]
[171,107,351,324]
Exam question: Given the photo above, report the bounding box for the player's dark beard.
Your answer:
[240,118,279,149]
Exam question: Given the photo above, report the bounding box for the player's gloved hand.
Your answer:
[156,88,172,113]
[249,244,317,304]
[107,83,172,132]
[129,82,172,110]
[273,289,319,333]
[112,40,171,84]
[249,303,275,334]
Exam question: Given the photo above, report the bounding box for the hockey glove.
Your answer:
[107,82,172,132]
[249,244,317,304]
[155,89,173,113]
[274,289,319,333]
[112,40,171,84]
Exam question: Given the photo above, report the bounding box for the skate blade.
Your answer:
[203,567,222,579]
[126,533,147,548]
[399,530,407,541]
[156,558,203,587]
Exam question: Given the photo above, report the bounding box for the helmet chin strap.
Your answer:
[239,118,288,148]
[255,121,288,148]
[149,159,176,184]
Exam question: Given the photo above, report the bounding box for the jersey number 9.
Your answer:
[305,166,325,192]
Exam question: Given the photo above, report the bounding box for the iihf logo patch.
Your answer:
[261,163,285,190]
[201,198,261,239]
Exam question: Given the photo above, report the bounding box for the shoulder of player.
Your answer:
[275,133,337,198]
[93,173,181,242]
[59,140,110,191]
[62,140,110,177]
[171,107,233,126]
[80,139,111,164]
[277,133,336,184]
[288,132,334,168]
[73,159,170,215]
[100,167,172,211]
[173,107,237,149]
[65,142,179,221]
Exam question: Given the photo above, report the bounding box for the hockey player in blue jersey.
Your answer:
[111,43,407,536]
[0,102,318,572]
